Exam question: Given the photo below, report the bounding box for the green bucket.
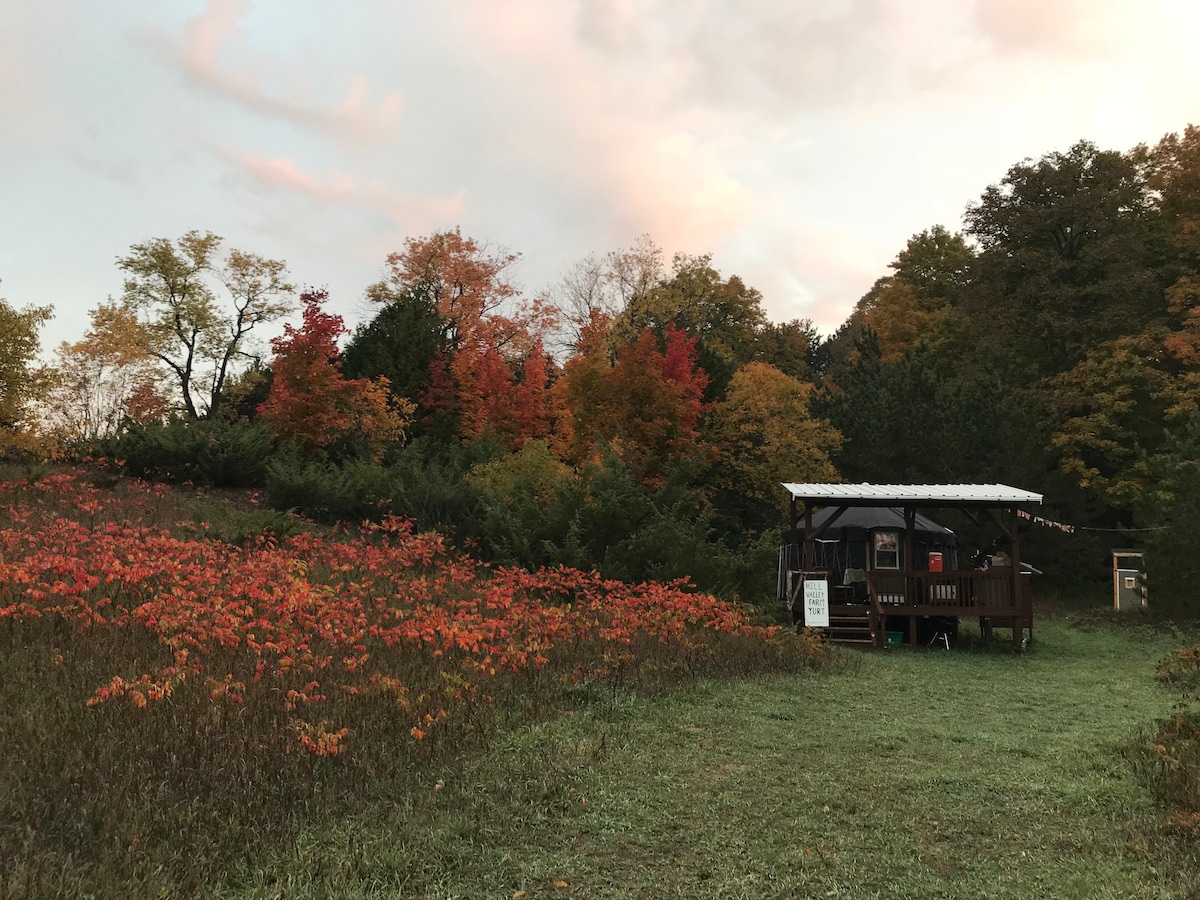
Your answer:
[886,631,904,647]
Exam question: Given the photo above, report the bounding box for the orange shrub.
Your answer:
[0,473,829,759]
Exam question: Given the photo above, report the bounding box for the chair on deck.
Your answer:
[843,568,868,604]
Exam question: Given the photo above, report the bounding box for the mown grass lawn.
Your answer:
[205,611,1199,900]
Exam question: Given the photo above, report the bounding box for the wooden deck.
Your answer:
[792,567,1033,649]
[865,568,1032,649]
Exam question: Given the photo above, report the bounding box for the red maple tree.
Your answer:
[260,289,410,460]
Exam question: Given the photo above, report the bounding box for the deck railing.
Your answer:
[863,568,1033,648]
[865,569,1031,616]
[788,567,1033,648]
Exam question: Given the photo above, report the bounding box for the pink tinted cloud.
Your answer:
[361,180,466,232]
[223,149,464,231]
[155,0,401,140]
[598,128,754,253]
[972,0,1133,55]
[460,2,754,257]
[236,152,355,203]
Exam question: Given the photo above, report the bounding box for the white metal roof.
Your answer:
[781,483,1043,505]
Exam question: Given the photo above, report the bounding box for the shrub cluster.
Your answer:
[108,417,276,488]
[1131,644,1200,836]
[107,422,787,606]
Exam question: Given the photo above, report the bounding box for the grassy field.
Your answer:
[2,470,1197,898]
[209,614,1196,899]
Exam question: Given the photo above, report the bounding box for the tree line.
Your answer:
[4,124,1200,612]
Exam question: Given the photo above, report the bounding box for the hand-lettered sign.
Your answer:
[803,577,829,628]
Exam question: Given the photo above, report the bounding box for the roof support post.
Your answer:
[903,507,916,571]
[904,506,917,642]
[804,504,815,570]
[789,494,798,570]
[1010,506,1023,650]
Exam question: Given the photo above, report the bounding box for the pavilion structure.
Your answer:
[781,483,1044,650]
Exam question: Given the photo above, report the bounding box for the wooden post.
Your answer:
[905,507,917,646]
[1010,506,1023,650]
[789,494,799,573]
[804,504,814,570]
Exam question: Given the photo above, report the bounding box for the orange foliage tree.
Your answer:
[259,289,411,461]
[368,229,557,447]
[559,316,709,485]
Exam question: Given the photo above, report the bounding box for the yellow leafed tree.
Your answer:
[0,295,55,457]
[45,301,168,443]
[706,362,842,512]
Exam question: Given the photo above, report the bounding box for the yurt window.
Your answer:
[873,531,900,569]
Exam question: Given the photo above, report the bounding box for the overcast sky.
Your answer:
[3,0,1199,352]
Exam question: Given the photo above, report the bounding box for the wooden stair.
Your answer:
[824,603,876,646]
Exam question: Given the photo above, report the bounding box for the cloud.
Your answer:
[972,0,1132,55]
[234,152,356,204]
[361,180,467,232]
[450,3,758,256]
[559,0,1176,118]
[216,147,464,231]
[563,0,982,116]
[147,0,402,140]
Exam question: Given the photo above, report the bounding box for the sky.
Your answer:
[3,0,1200,353]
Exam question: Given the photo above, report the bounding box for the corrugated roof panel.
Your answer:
[780,483,1043,504]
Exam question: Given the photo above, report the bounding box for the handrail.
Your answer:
[862,568,1033,650]
[866,569,1026,613]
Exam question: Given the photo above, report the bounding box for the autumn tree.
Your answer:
[559,320,709,485]
[890,225,975,306]
[369,228,524,348]
[464,439,581,567]
[118,231,294,419]
[259,289,411,462]
[706,362,841,516]
[1042,329,1174,507]
[821,227,974,377]
[552,234,665,353]
[1032,127,1200,510]
[216,362,274,422]
[811,331,1043,486]
[962,140,1161,379]
[852,278,931,363]
[366,229,557,446]
[44,301,167,442]
[341,284,447,417]
[609,253,766,398]
[1135,410,1200,615]
[1152,125,1200,410]
[751,318,822,383]
[0,295,53,454]
[950,140,1177,514]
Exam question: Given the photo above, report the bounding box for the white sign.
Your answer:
[803,578,829,628]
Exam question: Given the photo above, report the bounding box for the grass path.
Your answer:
[289,614,1198,900]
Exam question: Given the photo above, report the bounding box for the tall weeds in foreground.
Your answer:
[0,471,836,897]
[1129,642,1200,836]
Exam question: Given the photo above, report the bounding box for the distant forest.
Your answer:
[5,125,1200,612]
